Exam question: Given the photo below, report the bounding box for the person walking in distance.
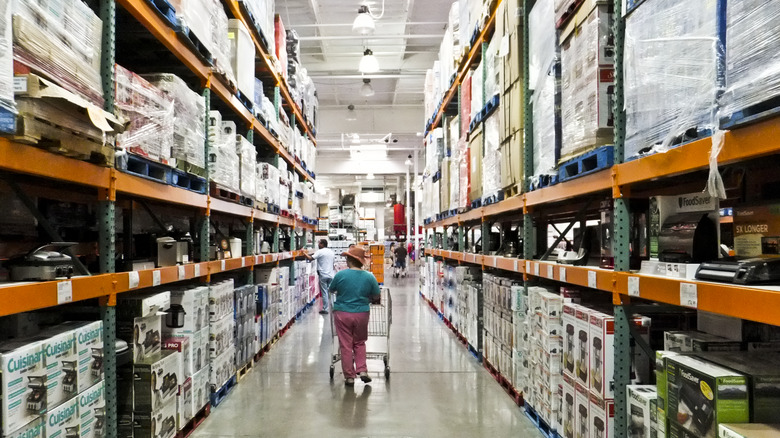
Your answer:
[330,246,381,386]
[305,239,335,315]
[394,242,408,278]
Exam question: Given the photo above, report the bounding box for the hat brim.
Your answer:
[342,251,367,266]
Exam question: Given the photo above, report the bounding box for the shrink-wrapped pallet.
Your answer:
[12,0,103,105]
[144,74,206,169]
[228,19,256,104]
[240,0,275,46]
[482,113,502,201]
[209,122,240,193]
[625,0,722,159]
[471,61,484,122]
[237,136,257,199]
[0,0,13,115]
[115,65,174,164]
[529,0,557,181]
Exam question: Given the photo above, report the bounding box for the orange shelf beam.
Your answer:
[115,171,207,207]
[0,139,111,189]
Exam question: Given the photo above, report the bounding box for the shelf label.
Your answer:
[241,258,246,268]
[514,260,519,272]
[221,260,226,271]
[152,270,161,287]
[680,283,698,308]
[628,276,640,297]
[493,257,498,268]
[178,266,186,280]
[255,255,260,265]
[560,267,567,283]
[588,271,597,289]
[128,271,140,289]
[194,264,201,277]
[57,281,73,305]
[526,261,531,272]
[547,265,554,279]
[533,263,540,277]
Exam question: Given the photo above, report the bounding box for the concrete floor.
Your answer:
[192,272,543,438]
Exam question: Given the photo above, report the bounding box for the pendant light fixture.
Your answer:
[360,78,375,97]
[358,49,380,73]
[346,104,357,121]
[352,5,375,35]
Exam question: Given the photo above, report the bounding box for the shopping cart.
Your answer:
[329,286,392,380]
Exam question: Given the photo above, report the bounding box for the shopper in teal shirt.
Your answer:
[330,246,381,386]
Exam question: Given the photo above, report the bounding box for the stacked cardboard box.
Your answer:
[528,0,558,182]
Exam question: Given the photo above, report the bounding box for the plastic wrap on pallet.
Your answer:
[449,154,460,212]
[471,61,484,121]
[461,72,472,137]
[228,19,256,103]
[456,138,469,210]
[274,15,288,81]
[529,0,557,180]
[12,0,103,105]
[439,28,455,95]
[257,162,279,205]
[424,69,437,121]
[144,74,206,169]
[481,113,501,200]
[721,0,780,124]
[450,2,460,48]
[484,33,501,102]
[115,65,174,164]
[425,128,444,175]
[459,0,470,56]
[237,136,257,199]
[171,0,235,85]
[625,0,722,159]
[241,0,275,45]
[210,123,240,192]
[0,0,13,115]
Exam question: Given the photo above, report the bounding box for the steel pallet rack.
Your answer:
[421,0,780,436]
[0,1,319,437]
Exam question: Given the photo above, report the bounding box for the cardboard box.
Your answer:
[165,287,209,335]
[0,340,47,434]
[628,385,658,438]
[191,367,210,419]
[500,80,524,143]
[719,424,780,438]
[650,193,720,261]
[656,351,680,438]
[209,315,235,359]
[130,399,178,438]
[209,346,236,389]
[44,396,79,438]
[209,281,235,322]
[563,303,582,380]
[589,311,613,399]
[133,350,182,412]
[469,124,483,203]
[78,381,106,438]
[575,306,592,388]
[702,353,780,423]
[664,331,743,353]
[562,374,577,438]
[227,19,255,102]
[6,418,44,438]
[733,203,780,258]
[177,377,193,428]
[163,335,192,378]
[118,292,171,319]
[193,328,209,373]
[121,314,163,363]
[666,355,749,438]
[440,157,451,213]
[590,394,614,438]
[36,329,79,409]
[576,383,590,438]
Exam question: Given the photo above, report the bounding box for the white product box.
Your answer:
[166,287,209,335]
[562,374,577,438]
[163,335,192,378]
[42,321,104,394]
[563,303,582,380]
[177,377,193,428]
[589,311,614,399]
[209,315,235,359]
[209,346,236,389]
[539,291,565,321]
[133,350,182,412]
[44,396,79,438]
[576,383,591,438]
[227,19,255,102]
[511,285,526,312]
[590,393,614,438]
[627,385,657,438]
[78,381,106,438]
[124,314,163,363]
[191,367,209,418]
[7,418,44,438]
[132,399,178,438]
[208,281,235,322]
[0,340,47,434]
[118,292,171,318]
[575,306,592,388]
[193,328,209,373]
[36,329,79,408]
[718,424,780,438]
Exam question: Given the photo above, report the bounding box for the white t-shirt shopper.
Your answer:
[312,247,335,279]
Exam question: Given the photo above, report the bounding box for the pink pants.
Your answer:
[333,311,370,379]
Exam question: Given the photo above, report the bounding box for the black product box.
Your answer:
[133,350,182,412]
[129,399,178,438]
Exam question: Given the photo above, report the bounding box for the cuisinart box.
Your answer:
[192,329,208,373]
[0,339,47,434]
[628,385,658,438]
[6,417,44,438]
[702,353,780,423]
[719,424,780,438]
[44,395,79,438]
[191,367,209,418]
[58,321,103,392]
[78,381,105,438]
[131,399,177,438]
[133,350,182,412]
[177,377,193,428]
[165,287,208,335]
[733,203,780,258]
[666,355,749,438]
[35,328,79,409]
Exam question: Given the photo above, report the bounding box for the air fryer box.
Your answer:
[656,351,680,438]
[7,418,44,438]
[575,307,592,389]
[590,393,614,438]
[576,383,590,438]
[0,339,47,434]
[78,381,106,438]
[131,399,178,438]
[163,336,191,378]
[563,303,582,380]
[733,203,780,258]
[719,423,780,438]
[628,385,658,438]
[44,396,79,438]
[36,328,79,409]
[666,355,749,438]
[133,350,182,413]
[177,377,193,428]
[562,374,577,438]
[166,287,209,335]
[701,353,780,423]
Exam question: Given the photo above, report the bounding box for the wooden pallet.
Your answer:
[236,361,253,382]
[503,183,521,199]
[176,403,210,438]
[525,404,560,438]
[209,375,237,408]
[175,160,207,178]
[210,182,241,203]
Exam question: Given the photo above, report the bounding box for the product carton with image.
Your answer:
[0,340,47,435]
[133,350,182,413]
[563,303,582,380]
[702,352,780,423]
[575,306,592,389]
[162,336,191,378]
[719,423,780,438]
[118,292,170,363]
[177,377,193,428]
[44,395,79,438]
[733,203,780,258]
[208,315,235,359]
[36,329,79,409]
[666,355,749,438]
[7,418,44,438]
[590,393,614,438]
[192,329,208,373]
[656,351,680,438]
[42,322,104,394]
[627,385,657,438]
[165,287,209,335]
[78,381,105,438]
[190,367,209,418]
[576,383,590,438]
[562,374,577,438]
[589,311,613,399]
[117,292,171,320]
[130,399,178,438]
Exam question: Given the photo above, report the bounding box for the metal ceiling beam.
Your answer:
[298,34,444,41]
[310,73,427,78]
[292,21,447,27]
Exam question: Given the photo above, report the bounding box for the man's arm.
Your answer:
[305,249,319,261]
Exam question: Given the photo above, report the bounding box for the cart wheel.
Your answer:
[329,366,334,380]
[384,366,390,379]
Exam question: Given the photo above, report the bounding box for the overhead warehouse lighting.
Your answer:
[358,49,380,73]
[346,104,357,121]
[352,6,375,35]
[360,78,375,97]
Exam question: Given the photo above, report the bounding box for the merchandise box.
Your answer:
[209,315,235,359]
[119,314,162,363]
[733,203,780,258]
[130,399,178,438]
[44,395,79,438]
[116,365,133,412]
[227,19,255,102]
[539,291,565,320]
[177,377,193,428]
[36,328,79,408]
[166,287,209,335]
[0,339,47,434]
[468,124,483,203]
[562,374,577,438]
[118,292,171,319]
[719,424,780,438]
[42,321,104,394]
[590,313,652,399]
[209,346,236,390]
[193,329,209,373]
[649,193,720,261]
[576,383,590,438]
[7,418,44,438]
[209,281,235,322]
[575,306,592,388]
[563,303,583,380]
[133,350,182,413]
[701,353,780,423]
[628,385,658,438]
[78,381,106,438]
[656,351,680,438]
[666,355,749,438]
[190,367,209,420]
[664,331,743,353]
[162,335,191,378]
[697,312,768,343]
[590,393,615,438]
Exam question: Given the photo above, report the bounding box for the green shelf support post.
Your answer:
[302,229,309,250]
[245,129,255,261]
[273,226,280,253]
[203,88,211,178]
[522,0,535,195]
[274,87,281,122]
[99,305,117,438]
[199,88,212,265]
[613,304,632,438]
[100,0,115,113]
[458,225,465,252]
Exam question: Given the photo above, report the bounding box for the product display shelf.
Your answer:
[223,0,316,144]
[425,0,502,136]
[0,251,307,318]
[116,0,313,182]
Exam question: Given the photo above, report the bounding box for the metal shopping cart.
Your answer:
[329,286,392,380]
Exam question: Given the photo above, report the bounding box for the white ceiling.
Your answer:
[279,0,454,191]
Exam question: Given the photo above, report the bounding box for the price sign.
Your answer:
[493,257,498,268]
[57,281,73,304]
[533,263,540,277]
[152,270,161,286]
[588,271,597,289]
[514,260,519,272]
[241,258,246,267]
[547,265,554,279]
[680,283,698,308]
[178,266,186,280]
[526,261,531,272]
[221,260,226,271]
[255,255,260,265]
[628,276,640,297]
[128,271,140,289]
[194,264,201,277]
[560,267,567,283]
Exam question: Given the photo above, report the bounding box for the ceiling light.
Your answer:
[351,133,360,143]
[358,49,380,73]
[366,172,375,180]
[360,78,375,97]
[346,104,357,121]
[352,6,375,35]
[404,154,412,166]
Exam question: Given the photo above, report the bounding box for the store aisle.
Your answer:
[192,272,542,438]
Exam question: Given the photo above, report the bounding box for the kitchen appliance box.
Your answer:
[128,398,178,438]
[719,424,780,438]
[133,350,182,413]
[209,281,235,322]
[165,287,209,335]
[0,339,47,435]
[190,367,209,419]
[575,306,592,389]
[162,335,191,378]
[665,355,749,438]
[208,315,235,359]
[78,381,106,438]
[564,303,584,381]
[33,328,79,409]
[733,203,780,258]
[117,292,171,362]
[576,382,590,438]
[590,313,652,400]
[650,193,720,261]
[7,418,44,438]
[44,396,79,438]
[590,393,615,438]
[46,322,104,393]
[656,351,680,438]
[562,374,577,438]
[663,331,743,353]
[177,377,193,428]
[209,346,235,390]
[628,385,658,438]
